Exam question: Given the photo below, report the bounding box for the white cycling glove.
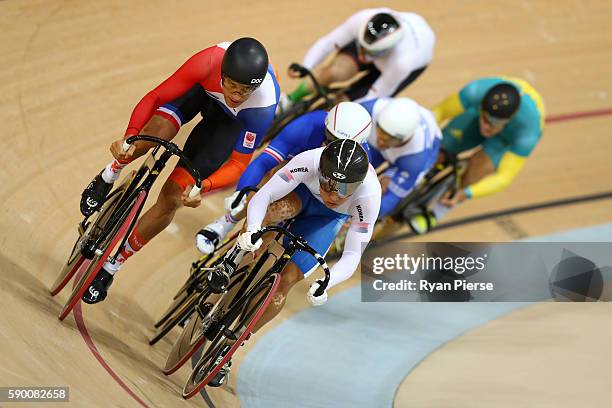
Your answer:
[307,280,328,306]
[237,227,263,252]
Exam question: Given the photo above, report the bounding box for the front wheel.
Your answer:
[58,190,146,321]
[50,190,123,295]
[182,273,280,398]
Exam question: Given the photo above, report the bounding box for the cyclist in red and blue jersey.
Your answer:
[79,38,280,304]
[196,101,372,254]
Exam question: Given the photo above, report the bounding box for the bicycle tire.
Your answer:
[50,190,123,296]
[161,263,251,372]
[58,190,146,321]
[182,273,280,398]
[162,300,214,375]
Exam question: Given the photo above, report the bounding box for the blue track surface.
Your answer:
[236,223,612,407]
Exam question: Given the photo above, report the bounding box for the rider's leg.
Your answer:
[251,262,303,333]
[286,46,361,104]
[80,114,178,217]
[461,149,495,186]
[409,120,487,233]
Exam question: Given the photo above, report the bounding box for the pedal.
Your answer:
[223,328,238,341]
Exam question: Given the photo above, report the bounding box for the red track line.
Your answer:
[70,261,152,408]
[546,108,612,124]
[73,303,151,408]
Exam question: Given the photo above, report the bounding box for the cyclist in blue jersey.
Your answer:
[196,101,373,254]
[329,97,441,250]
[360,97,441,218]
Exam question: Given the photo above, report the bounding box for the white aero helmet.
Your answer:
[325,101,372,144]
[358,12,405,56]
[377,97,421,142]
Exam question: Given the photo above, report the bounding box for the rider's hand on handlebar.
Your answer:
[224,190,246,217]
[237,228,263,252]
[181,186,202,208]
[439,188,467,208]
[287,66,302,78]
[307,280,328,306]
[110,138,136,162]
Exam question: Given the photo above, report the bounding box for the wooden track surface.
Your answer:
[1,1,611,406]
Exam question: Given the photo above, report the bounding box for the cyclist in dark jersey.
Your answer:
[79,37,280,304]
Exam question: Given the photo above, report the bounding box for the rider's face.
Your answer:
[222,75,257,108]
[479,111,508,138]
[319,186,350,208]
[376,125,408,149]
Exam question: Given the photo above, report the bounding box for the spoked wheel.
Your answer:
[57,190,146,321]
[182,273,281,399]
[50,190,123,296]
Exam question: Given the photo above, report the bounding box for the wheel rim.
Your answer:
[182,273,280,398]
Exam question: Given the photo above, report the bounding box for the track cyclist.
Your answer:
[278,8,435,112]
[409,76,545,233]
[210,138,381,385]
[79,37,280,304]
[196,101,373,254]
[363,97,442,218]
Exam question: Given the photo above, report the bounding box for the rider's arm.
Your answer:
[465,151,526,198]
[366,141,386,168]
[355,63,410,102]
[302,10,367,69]
[432,93,464,124]
[203,150,253,192]
[327,193,381,289]
[236,112,315,190]
[246,151,315,230]
[124,48,214,136]
[206,101,278,192]
[378,150,429,217]
[466,126,539,198]
[432,79,491,125]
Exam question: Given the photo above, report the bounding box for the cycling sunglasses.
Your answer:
[480,110,512,128]
[318,174,361,198]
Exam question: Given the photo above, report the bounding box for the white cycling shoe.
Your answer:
[195,215,235,254]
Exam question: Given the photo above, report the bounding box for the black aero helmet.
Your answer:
[222,37,269,87]
[358,13,404,55]
[319,139,369,197]
[481,82,521,119]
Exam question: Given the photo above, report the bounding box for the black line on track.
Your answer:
[376,189,612,246]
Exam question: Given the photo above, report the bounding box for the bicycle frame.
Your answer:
[79,135,202,262]
[200,224,330,342]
